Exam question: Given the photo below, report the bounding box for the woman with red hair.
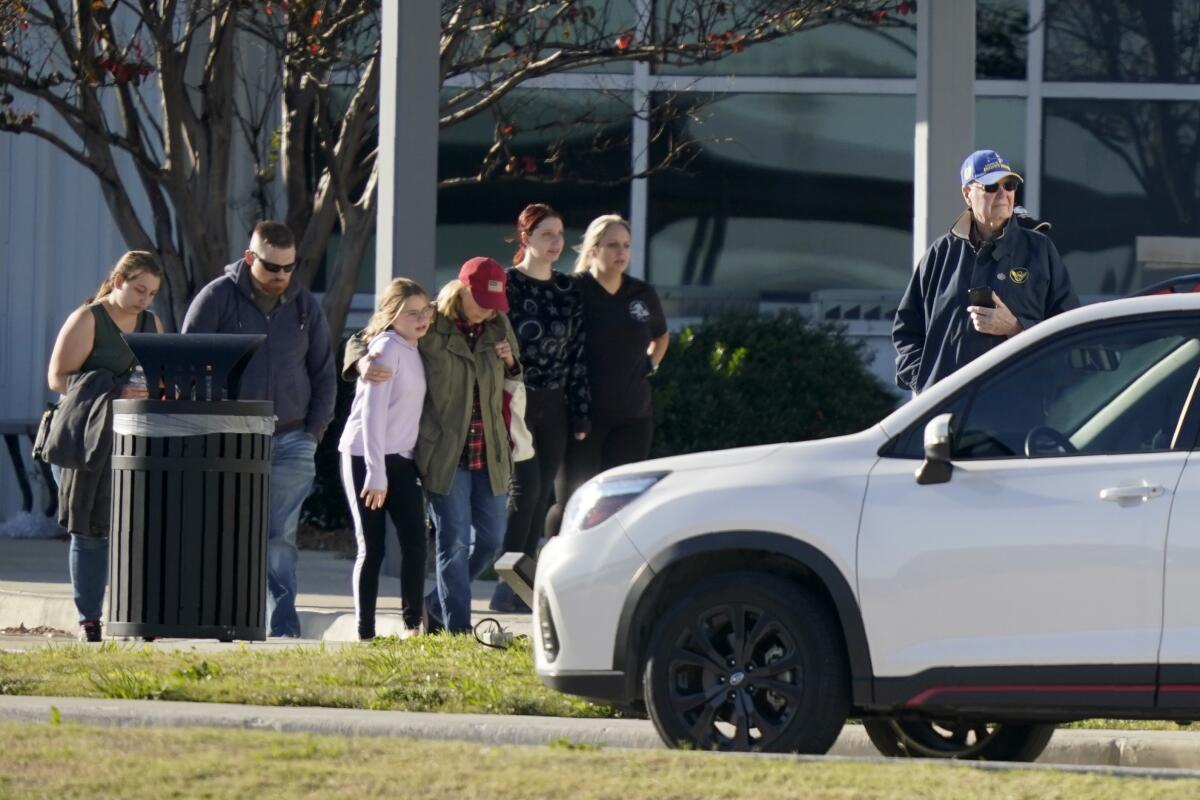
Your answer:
[490,203,591,613]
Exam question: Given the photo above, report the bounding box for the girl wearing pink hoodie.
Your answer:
[338,278,432,640]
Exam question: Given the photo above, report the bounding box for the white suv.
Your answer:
[534,293,1200,760]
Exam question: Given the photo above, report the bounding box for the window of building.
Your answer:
[437,89,633,286]
[1045,0,1200,83]
[1042,98,1200,294]
[646,93,914,296]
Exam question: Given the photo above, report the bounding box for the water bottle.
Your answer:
[129,365,147,395]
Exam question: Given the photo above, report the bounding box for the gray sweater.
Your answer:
[181,261,336,441]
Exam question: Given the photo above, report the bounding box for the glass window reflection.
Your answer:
[438,90,632,285]
[1045,0,1200,82]
[647,94,914,296]
[1043,99,1200,294]
[652,0,1023,79]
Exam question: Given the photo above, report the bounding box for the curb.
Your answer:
[1,696,1200,770]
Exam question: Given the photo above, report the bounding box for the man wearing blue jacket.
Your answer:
[182,221,336,637]
[893,150,1079,394]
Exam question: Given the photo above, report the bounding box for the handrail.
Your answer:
[0,418,57,517]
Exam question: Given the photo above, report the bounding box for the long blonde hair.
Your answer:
[572,214,631,274]
[363,278,428,340]
[436,279,470,320]
[86,251,163,305]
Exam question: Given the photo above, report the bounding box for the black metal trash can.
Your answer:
[108,334,273,641]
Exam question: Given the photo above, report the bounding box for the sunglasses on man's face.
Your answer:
[975,178,1020,194]
[254,253,297,273]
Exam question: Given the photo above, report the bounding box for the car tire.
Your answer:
[642,572,849,753]
[863,718,1056,762]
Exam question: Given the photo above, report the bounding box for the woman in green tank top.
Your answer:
[46,251,164,642]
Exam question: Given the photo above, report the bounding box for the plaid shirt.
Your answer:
[455,318,487,471]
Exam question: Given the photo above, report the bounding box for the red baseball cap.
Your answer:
[458,256,509,313]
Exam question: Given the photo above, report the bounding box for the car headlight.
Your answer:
[561,471,669,534]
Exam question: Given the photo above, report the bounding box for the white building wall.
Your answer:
[0,103,139,522]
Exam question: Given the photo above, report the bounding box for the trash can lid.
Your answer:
[123,333,266,401]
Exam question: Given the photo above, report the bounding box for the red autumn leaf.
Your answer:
[309,41,320,55]
[264,3,273,16]
[500,124,514,136]
[311,10,322,26]
[615,31,633,51]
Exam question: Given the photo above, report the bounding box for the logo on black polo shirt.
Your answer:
[1009,267,1030,285]
[629,300,651,322]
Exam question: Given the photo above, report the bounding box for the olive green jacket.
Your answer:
[343,312,522,496]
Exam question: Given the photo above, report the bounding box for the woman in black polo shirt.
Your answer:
[545,214,668,536]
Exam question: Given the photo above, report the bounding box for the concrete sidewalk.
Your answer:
[0,537,532,641]
[3,694,1200,773]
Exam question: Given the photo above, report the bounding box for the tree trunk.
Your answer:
[321,178,379,339]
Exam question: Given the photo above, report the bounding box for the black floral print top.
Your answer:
[506,268,591,434]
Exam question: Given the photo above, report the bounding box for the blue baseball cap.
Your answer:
[960,149,1023,186]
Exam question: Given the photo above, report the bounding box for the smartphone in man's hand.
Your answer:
[967,286,995,308]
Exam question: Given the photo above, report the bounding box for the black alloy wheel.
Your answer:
[863,718,1056,761]
[643,573,849,753]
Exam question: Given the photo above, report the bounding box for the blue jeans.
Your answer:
[267,430,318,637]
[425,468,508,634]
[69,534,108,623]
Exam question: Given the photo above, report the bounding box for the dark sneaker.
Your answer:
[79,620,102,643]
[489,582,531,614]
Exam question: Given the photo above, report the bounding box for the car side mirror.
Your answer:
[915,413,954,485]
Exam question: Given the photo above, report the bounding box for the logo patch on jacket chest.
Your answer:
[1009,267,1030,285]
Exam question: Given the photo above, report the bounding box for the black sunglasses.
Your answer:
[254,253,297,273]
[976,178,1020,194]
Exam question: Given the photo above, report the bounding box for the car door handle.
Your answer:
[1099,484,1166,502]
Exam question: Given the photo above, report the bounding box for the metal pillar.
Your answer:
[377,2,440,294]
[377,3,439,580]
[913,0,976,266]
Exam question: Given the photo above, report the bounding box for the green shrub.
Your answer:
[650,312,897,457]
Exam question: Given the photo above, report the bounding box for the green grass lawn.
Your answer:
[2,722,1198,799]
[0,635,614,717]
[2,636,1199,734]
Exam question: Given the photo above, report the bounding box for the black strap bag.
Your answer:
[30,402,58,464]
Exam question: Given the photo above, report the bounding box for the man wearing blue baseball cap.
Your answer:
[892,149,1078,393]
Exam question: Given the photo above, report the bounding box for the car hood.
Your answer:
[600,427,887,479]
[602,442,786,476]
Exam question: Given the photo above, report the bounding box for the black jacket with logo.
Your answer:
[576,272,667,421]
[892,210,1079,393]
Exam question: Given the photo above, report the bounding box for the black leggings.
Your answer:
[546,415,654,537]
[340,452,427,634]
[505,387,569,558]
